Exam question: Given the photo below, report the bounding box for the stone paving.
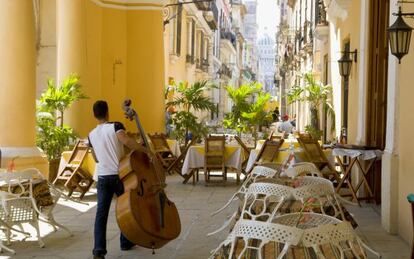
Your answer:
[0,174,410,259]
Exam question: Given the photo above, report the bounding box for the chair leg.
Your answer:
[30,220,45,248]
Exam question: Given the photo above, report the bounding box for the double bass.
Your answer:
[116,99,181,252]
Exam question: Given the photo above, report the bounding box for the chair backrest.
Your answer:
[234,136,251,159]
[210,219,302,259]
[255,139,284,164]
[297,136,329,166]
[205,135,225,155]
[268,130,285,141]
[67,139,89,165]
[241,182,292,222]
[148,133,172,153]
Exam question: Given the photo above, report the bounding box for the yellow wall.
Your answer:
[336,0,361,144]
[397,17,414,243]
[126,10,165,133]
[68,3,165,135]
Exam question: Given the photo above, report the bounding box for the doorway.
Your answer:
[366,0,390,204]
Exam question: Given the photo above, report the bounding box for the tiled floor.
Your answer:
[1,174,410,259]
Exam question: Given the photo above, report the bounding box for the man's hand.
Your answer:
[116,130,147,153]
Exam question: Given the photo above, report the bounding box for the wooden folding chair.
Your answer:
[204,135,226,185]
[297,136,340,183]
[168,138,198,184]
[53,139,93,200]
[234,136,253,176]
[148,133,177,174]
[268,130,285,141]
[248,139,284,174]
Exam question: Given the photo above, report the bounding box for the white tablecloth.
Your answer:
[332,148,383,160]
[181,145,243,175]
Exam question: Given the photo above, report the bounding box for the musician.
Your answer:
[88,100,141,259]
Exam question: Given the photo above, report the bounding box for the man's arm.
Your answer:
[116,130,149,154]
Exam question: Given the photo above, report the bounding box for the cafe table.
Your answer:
[181,144,244,180]
[333,145,383,206]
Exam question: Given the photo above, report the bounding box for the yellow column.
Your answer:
[126,7,166,133]
[57,0,93,137]
[0,0,47,173]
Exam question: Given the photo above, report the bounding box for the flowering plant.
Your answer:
[295,197,321,227]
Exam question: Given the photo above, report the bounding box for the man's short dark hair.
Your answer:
[93,100,108,120]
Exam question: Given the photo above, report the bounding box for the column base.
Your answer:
[381,150,399,234]
[1,147,49,178]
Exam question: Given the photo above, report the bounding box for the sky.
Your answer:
[256,0,278,38]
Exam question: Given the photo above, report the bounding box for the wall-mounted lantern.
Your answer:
[338,49,357,79]
[388,7,413,64]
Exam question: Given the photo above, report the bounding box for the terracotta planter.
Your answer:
[48,158,60,182]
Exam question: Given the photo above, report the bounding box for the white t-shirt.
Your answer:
[88,122,125,177]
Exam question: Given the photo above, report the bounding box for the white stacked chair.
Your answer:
[209,219,303,259]
[211,166,278,217]
[0,170,45,248]
[292,176,346,220]
[0,168,72,249]
[273,213,381,258]
[282,162,323,178]
[208,182,292,236]
[21,168,72,236]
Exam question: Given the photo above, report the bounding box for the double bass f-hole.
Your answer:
[137,179,147,197]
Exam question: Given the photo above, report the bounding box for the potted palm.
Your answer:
[36,74,87,181]
[166,80,217,144]
[287,73,335,140]
[224,83,272,145]
[223,82,261,134]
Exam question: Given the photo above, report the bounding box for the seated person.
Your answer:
[278,114,294,134]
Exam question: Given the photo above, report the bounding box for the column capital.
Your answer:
[89,0,167,10]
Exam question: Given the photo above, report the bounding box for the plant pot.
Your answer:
[48,158,60,182]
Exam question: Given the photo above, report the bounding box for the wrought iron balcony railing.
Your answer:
[220,29,237,50]
[316,0,328,26]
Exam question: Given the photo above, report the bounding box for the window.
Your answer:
[170,4,182,56]
[186,18,195,61]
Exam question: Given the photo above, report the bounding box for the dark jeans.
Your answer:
[93,175,134,256]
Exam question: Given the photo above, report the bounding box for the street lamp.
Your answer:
[338,49,357,79]
[388,7,413,64]
[163,0,213,27]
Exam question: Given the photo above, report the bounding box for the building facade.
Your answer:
[257,33,276,96]
[274,0,414,245]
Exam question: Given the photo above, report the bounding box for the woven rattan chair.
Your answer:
[204,135,226,185]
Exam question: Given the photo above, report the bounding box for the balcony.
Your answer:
[194,0,210,11]
[220,29,237,51]
[201,59,209,72]
[207,1,218,30]
[315,0,329,40]
[186,54,195,65]
[194,1,218,30]
[220,64,232,79]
